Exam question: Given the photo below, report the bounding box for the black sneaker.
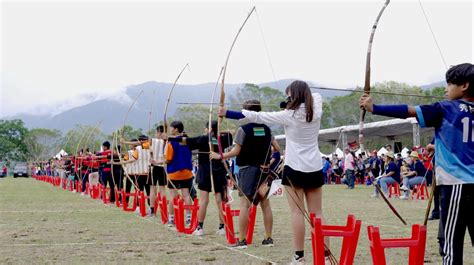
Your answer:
[231,239,247,249]
[262,237,274,247]
[428,212,440,220]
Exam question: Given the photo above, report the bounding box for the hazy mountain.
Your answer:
[7,79,441,133]
[420,81,446,90]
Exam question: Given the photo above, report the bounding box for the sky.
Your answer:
[1,0,472,117]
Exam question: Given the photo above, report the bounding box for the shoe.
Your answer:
[192,228,204,236]
[400,185,409,191]
[399,195,409,200]
[428,212,440,220]
[289,255,305,265]
[216,227,226,236]
[370,193,379,198]
[262,237,274,247]
[325,256,332,265]
[167,220,175,227]
[230,239,247,249]
[80,192,86,196]
[146,212,155,218]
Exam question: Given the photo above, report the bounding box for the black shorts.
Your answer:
[237,166,268,198]
[282,165,324,189]
[197,170,226,194]
[152,166,167,186]
[167,178,193,190]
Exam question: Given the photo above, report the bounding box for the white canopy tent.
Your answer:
[401,147,410,158]
[275,118,433,155]
[317,118,433,144]
[377,147,388,156]
[54,149,68,160]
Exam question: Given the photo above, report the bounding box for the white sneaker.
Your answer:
[370,193,379,198]
[72,190,77,193]
[325,256,332,265]
[192,227,204,236]
[289,255,305,265]
[400,195,409,200]
[80,192,86,196]
[400,185,409,191]
[216,227,226,236]
[167,220,175,227]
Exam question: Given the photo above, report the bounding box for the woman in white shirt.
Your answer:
[217,80,326,264]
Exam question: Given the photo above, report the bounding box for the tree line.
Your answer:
[0,81,444,164]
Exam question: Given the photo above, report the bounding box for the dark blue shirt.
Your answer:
[384,161,400,183]
[409,160,426,177]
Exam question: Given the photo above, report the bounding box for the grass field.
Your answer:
[0,177,472,264]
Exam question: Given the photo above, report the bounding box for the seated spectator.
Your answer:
[400,151,426,200]
[371,151,400,198]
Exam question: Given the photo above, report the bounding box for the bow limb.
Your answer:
[358,0,390,154]
[217,6,256,157]
[121,90,144,140]
[163,63,190,134]
[208,67,224,193]
[147,89,156,186]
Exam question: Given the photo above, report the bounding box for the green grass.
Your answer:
[0,177,472,264]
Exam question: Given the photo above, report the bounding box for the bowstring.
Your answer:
[418,0,448,70]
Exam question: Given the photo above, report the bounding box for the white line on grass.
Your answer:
[0,221,123,227]
[361,221,408,230]
[0,209,104,213]
[1,241,163,247]
[135,214,277,264]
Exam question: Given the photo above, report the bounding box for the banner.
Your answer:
[268,179,284,198]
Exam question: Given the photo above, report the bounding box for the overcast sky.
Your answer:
[1,0,472,117]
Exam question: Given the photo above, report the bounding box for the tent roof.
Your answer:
[318,118,433,142]
[274,118,434,150]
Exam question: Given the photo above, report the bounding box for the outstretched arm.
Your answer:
[360,94,417,118]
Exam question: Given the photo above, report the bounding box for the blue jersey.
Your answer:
[415,100,474,185]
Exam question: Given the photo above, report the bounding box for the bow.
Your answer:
[115,91,144,192]
[357,0,408,226]
[215,6,256,205]
[161,63,190,191]
[217,6,256,159]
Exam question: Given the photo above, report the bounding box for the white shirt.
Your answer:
[241,93,323,172]
[344,153,355,171]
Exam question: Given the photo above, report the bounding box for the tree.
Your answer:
[61,125,106,155]
[229,83,285,113]
[173,105,210,136]
[0,119,29,161]
[319,82,444,153]
[119,125,143,141]
[229,83,286,134]
[24,128,61,162]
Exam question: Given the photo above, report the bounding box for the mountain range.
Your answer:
[7,80,445,133]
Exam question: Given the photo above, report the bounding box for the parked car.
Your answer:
[13,162,28,178]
